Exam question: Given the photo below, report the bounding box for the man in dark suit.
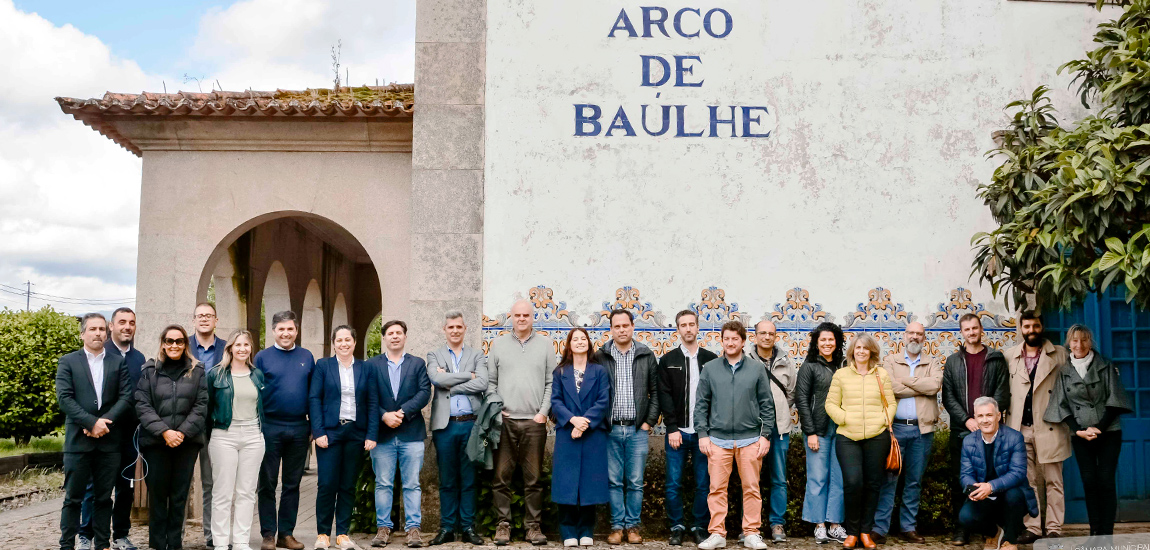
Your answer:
[78,307,146,550]
[367,320,431,548]
[57,312,133,550]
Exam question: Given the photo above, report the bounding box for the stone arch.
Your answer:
[195,210,383,357]
[301,279,324,357]
[264,261,291,348]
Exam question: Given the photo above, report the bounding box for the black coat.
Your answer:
[941,348,1009,434]
[55,349,133,453]
[656,346,719,433]
[135,358,209,448]
[794,355,840,436]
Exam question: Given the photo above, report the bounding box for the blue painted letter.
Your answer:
[641,55,671,87]
[608,9,638,37]
[741,106,771,138]
[574,104,603,136]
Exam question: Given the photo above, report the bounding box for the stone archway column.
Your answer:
[409,0,487,354]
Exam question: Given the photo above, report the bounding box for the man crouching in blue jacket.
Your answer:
[959,396,1039,550]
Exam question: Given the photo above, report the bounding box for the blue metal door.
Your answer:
[1043,290,1150,522]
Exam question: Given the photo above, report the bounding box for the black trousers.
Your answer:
[948,429,971,532]
[558,504,598,540]
[258,422,311,538]
[958,486,1028,543]
[142,444,202,550]
[1073,431,1122,535]
[79,432,138,540]
[836,432,891,536]
[61,450,120,550]
[315,423,365,536]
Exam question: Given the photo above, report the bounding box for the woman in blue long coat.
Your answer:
[551,327,611,547]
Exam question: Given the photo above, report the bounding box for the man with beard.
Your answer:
[941,314,1010,546]
[190,302,228,548]
[1005,312,1069,542]
[657,310,718,545]
[872,322,942,545]
[78,308,145,550]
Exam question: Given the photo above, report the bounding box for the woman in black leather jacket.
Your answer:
[795,322,847,544]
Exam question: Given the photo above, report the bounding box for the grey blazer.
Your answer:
[426,345,489,431]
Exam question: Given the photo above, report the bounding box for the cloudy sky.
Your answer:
[0,0,415,313]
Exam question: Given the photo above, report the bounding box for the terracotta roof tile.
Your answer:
[56,85,414,156]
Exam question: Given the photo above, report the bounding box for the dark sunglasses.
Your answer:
[163,337,187,346]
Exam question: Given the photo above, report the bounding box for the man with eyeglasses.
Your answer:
[190,302,227,548]
[749,320,796,544]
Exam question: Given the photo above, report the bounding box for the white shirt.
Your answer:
[337,359,356,421]
[84,348,106,409]
[680,344,701,434]
[114,341,131,355]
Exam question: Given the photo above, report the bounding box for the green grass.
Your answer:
[0,435,64,457]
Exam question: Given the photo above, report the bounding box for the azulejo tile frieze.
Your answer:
[481,285,1018,360]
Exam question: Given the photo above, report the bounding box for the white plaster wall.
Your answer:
[484,0,1117,322]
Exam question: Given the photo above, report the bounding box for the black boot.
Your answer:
[461,528,485,545]
[430,530,454,546]
[950,530,968,546]
[692,528,709,545]
[668,527,685,546]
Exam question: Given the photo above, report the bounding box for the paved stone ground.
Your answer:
[3,469,1146,550]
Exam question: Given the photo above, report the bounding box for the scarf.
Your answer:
[1070,351,1093,380]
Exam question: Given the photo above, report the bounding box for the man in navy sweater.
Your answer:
[78,307,146,550]
[255,311,315,550]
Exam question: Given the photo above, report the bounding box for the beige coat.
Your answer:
[882,352,943,434]
[1005,340,1071,463]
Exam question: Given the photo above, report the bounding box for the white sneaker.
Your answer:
[828,525,848,542]
[699,534,728,549]
[743,534,768,550]
[112,538,138,550]
[580,537,594,546]
[814,525,830,544]
[564,538,579,547]
[77,536,93,550]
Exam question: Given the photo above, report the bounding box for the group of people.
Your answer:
[55,299,1132,550]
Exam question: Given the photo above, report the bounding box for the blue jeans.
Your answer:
[665,431,709,531]
[873,423,934,535]
[765,432,791,527]
[433,420,476,531]
[802,422,845,524]
[608,424,649,530]
[370,437,425,530]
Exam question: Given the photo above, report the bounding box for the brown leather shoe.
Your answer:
[870,533,886,546]
[494,522,511,546]
[608,530,624,545]
[1000,543,1018,550]
[843,536,858,549]
[626,528,643,544]
[407,528,423,548]
[278,535,305,550]
[860,534,877,549]
[262,535,277,550]
[373,527,392,547]
[901,531,925,544]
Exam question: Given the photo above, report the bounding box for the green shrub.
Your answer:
[0,307,78,444]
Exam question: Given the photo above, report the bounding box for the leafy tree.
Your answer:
[972,0,1150,311]
[0,307,80,444]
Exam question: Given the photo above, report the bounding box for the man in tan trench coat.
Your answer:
[1005,312,1070,542]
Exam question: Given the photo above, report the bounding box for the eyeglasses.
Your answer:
[194,314,216,320]
[163,338,187,346]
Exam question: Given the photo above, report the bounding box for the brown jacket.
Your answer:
[1005,340,1071,463]
[882,352,943,434]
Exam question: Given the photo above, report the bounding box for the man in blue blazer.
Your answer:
[959,397,1039,550]
[57,313,133,550]
[78,308,146,550]
[367,320,432,548]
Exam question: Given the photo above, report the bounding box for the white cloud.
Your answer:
[188,0,415,91]
[0,0,415,309]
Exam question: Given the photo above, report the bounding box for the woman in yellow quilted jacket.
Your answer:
[825,333,896,550]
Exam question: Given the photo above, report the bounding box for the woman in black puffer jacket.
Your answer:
[794,322,847,544]
[136,324,209,550]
